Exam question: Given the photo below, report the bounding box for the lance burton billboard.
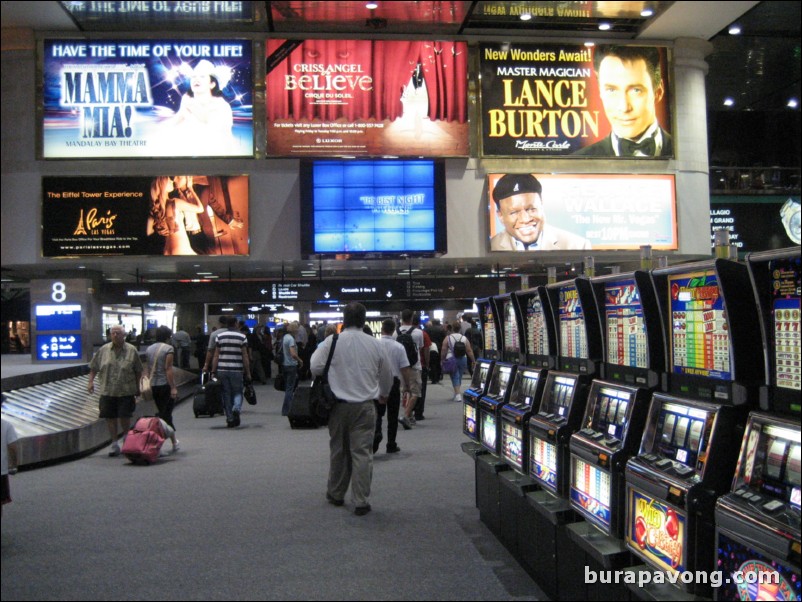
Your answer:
[266,39,469,157]
[480,43,672,158]
[42,39,253,158]
[42,176,249,257]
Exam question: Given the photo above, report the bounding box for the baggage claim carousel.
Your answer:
[1,361,197,468]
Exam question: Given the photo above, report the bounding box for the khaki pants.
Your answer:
[327,401,376,507]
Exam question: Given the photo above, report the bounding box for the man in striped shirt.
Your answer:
[212,316,251,428]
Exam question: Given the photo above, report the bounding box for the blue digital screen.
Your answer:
[35,305,82,331]
[301,159,445,256]
[36,334,82,361]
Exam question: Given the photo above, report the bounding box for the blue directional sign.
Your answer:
[36,334,82,361]
[35,304,82,331]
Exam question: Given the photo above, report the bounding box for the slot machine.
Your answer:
[478,362,518,455]
[477,296,501,361]
[712,247,801,601]
[528,277,603,497]
[464,297,501,442]
[714,413,801,601]
[497,293,525,364]
[569,271,664,539]
[624,258,765,597]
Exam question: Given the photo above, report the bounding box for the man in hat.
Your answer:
[489,173,591,251]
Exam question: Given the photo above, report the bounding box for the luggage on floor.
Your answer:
[121,417,166,464]
[193,372,223,418]
[287,384,318,429]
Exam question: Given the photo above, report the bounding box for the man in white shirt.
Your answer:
[311,302,393,516]
[397,309,427,430]
[376,319,411,454]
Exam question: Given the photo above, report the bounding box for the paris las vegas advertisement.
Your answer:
[42,176,249,257]
[42,39,253,158]
[480,42,672,158]
[266,39,469,157]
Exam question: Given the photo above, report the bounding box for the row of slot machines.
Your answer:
[462,247,801,600]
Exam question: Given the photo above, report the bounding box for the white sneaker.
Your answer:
[454,394,462,402]
[172,440,180,453]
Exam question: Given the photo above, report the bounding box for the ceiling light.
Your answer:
[723,97,735,107]
[584,41,595,48]
[520,13,532,21]
[728,24,741,35]
[598,22,611,31]
[640,8,654,17]
[365,2,378,9]
[788,98,799,109]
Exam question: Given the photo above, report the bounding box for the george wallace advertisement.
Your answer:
[42,176,249,257]
[480,42,672,158]
[42,39,253,158]
[266,39,469,157]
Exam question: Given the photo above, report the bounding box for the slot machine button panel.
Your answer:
[643,454,659,463]
[604,437,620,448]
[761,499,784,513]
[674,465,694,478]
[655,459,673,470]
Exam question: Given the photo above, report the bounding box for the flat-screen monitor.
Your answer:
[604,279,648,369]
[525,294,551,358]
[584,384,634,441]
[668,269,732,381]
[539,373,578,419]
[646,400,716,474]
[35,304,82,331]
[734,415,801,510]
[571,456,612,530]
[559,283,589,359]
[502,421,525,471]
[501,297,520,358]
[300,159,447,257]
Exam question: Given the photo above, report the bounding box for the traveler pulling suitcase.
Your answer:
[193,372,223,418]
[287,384,318,429]
[121,417,165,464]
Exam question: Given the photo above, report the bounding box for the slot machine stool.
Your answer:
[564,522,634,601]
[498,471,539,561]
[476,453,509,539]
[518,490,578,601]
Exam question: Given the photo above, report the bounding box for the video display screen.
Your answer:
[42,39,253,158]
[652,402,715,472]
[471,360,492,391]
[559,284,588,359]
[668,270,732,381]
[539,374,577,419]
[605,279,648,369]
[487,365,514,399]
[502,298,520,355]
[525,295,550,357]
[769,257,801,394]
[35,304,82,331]
[530,435,558,491]
[585,385,633,441]
[482,304,498,352]
[481,411,498,451]
[464,404,477,439]
[502,421,524,471]
[300,159,446,256]
[716,532,801,601]
[736,418,801,509]
[571,456,612,529]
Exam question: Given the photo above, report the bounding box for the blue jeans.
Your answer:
[218,371,244,421]
[282,365,298,416]
[450,356,468,387]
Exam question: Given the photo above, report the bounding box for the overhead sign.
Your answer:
[36,334,83,361]
[35,304,82,331]
[710,195,801,252]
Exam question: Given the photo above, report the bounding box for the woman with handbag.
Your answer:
[441,321,475,402]
[146,326,179,430]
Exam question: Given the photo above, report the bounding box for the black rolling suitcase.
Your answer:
[193,372,223,418]
[287,384,318,429]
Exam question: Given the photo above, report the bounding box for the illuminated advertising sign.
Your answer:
[716,532,800,601]
[42,176,249,257]
[530,436,558,491]
[42,39,253,158]
[627,488,686,574]
[480,43,672,158]
[266,39,468,157]
[488,173,677,252]
[464,404,477,439]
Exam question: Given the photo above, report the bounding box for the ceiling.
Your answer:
[1,1,799,289]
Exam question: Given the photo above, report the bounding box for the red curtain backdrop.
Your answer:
[266,39,467,123]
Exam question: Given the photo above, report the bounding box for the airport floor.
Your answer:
[0,370,547,601]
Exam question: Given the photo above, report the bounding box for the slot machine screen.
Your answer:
[769,257,801,396]
[539,374,577,419]
[481,411,498,451]
[651,402,715,473]
[530,435,559,491]
[571,456,612,529]
[482,304,498,353]
[502,298,521,357]
[510,369,541,409]
[470,361,492,391]
[735,418,801,508]
[502,421,525,471]
[464,404,477,439]
[559,284,588,359]
[525,294,550,357]
[604,279,648,369]
[716,532,801,601]
[585,385,633,441]
[487,365,513,399]
[668,270,732,381]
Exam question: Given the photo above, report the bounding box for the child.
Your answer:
[2,396,19,518]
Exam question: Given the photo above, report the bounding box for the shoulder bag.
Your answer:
[311,334,339,426]
[441,335,458,376]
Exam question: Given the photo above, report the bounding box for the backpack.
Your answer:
[397,326,419,367]
[452,335,467,358]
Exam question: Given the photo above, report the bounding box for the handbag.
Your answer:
[441,336,458,375]
[310,334,339,426]
[274,372,286,391]
[139,343,168,402]
[244,382,257,405]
